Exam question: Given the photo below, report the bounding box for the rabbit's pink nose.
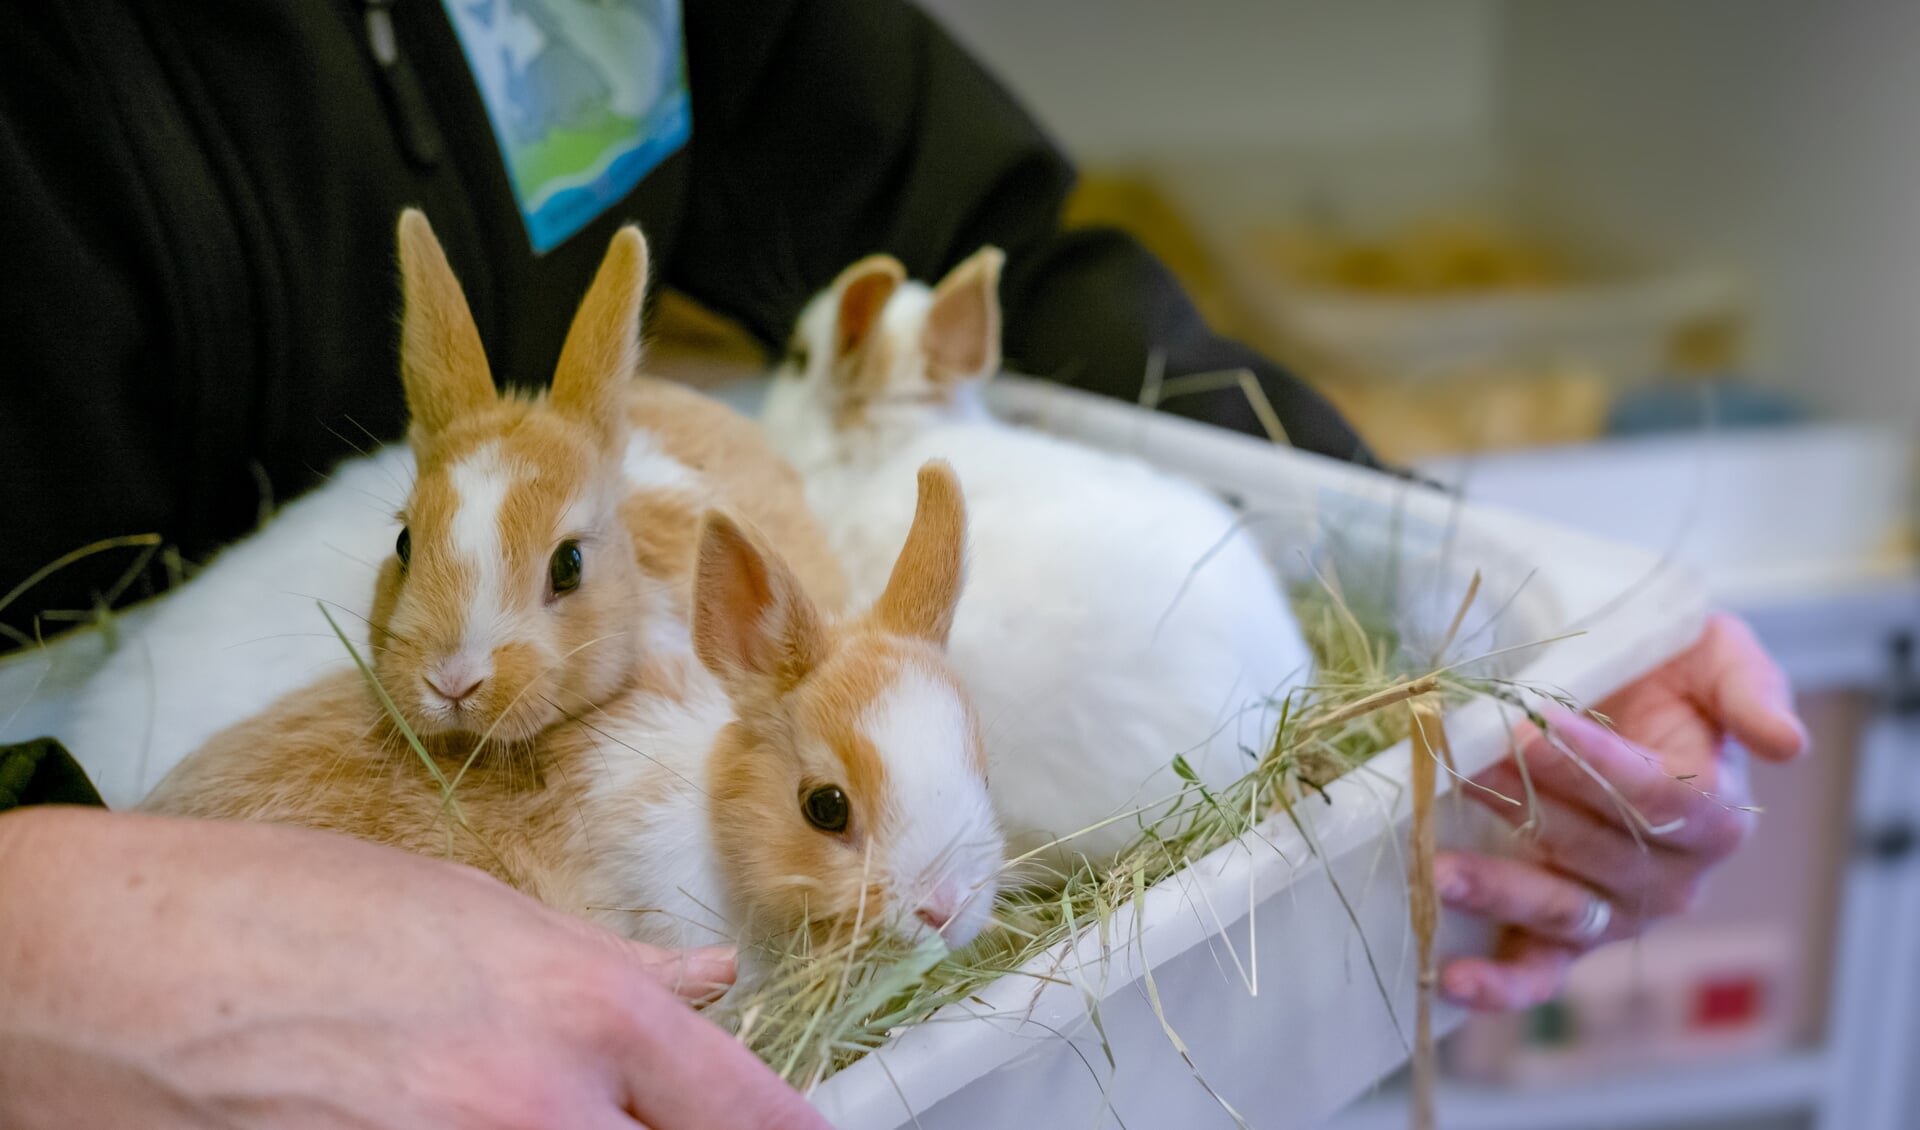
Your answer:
[915,886,960,932]
[426,657,489,705]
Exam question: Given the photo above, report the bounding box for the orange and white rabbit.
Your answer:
[561,463,1002,952]
[360,209,843,748]
[141,215,1001,955]
[59,212,842,802]
[760,250,1314,873]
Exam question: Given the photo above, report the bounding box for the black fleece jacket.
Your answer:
[0,0,1374,657]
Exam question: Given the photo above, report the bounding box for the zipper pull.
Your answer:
[362,0,443,170]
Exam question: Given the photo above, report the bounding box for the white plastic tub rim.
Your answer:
[807,378,1708,1129]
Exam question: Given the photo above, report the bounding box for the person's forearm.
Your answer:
[0,807,829,1130]
[0,1033,224,1130]
[0,810,199,1130]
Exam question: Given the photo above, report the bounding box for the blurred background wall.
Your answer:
[914,3,1920,1128]
[919,0,1500,157]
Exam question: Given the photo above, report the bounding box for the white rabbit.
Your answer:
[58,445,411,808]
[760,249,1315,872]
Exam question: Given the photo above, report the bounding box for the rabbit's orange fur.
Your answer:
[624,377,845,608]
[140,670,591,902]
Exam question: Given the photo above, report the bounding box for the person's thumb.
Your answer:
[544,908,738,1004]
[1700,613,1808,762]
[627,942,737,1005]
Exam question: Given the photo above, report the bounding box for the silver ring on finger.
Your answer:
[1573,893,1613,943]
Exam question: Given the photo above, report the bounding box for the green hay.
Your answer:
[0,534,164,652]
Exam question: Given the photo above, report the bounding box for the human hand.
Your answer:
[1435,612,1809,1011]
[0,806,828,1130]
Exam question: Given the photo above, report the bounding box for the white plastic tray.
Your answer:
[0,376,1708,1130]
[802,377,1709,1130]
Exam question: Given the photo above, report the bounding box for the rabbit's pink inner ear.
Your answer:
[833,256,906,360]
[871,461,967,647]
[923,247,1004,385]
[397,209,496,440]
[692,511,827,695]
[552,225,649,449]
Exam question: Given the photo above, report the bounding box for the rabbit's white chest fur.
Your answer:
[792,419,1312,870]
[560,642,739,952]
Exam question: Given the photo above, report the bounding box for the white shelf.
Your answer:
[1324,1050,1831,1130]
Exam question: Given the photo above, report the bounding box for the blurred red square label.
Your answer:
[1691,975,1764,1030]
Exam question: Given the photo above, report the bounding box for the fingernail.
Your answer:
[1518,722,1561,758]
[1433,859,1470,903]
[683,945,737,974]
[1439,966,1479,1006]
[1787,714,1811,756]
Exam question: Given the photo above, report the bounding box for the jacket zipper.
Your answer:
[360,0,442,169]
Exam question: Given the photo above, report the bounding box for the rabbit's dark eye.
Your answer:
[783,339,810,374]
[395,527,411,569]
[549,541,583,597]
[802,785,849,833]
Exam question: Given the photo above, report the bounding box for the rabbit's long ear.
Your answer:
[922,247,1003,386]
[693,511,828,698]
[870,460,968,648]
[397,209,495,444]
[832,255,906,364]
[552,225,649,452]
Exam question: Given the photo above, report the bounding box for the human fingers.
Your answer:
[627,944,736,1006]
[537,906,737,1006]
[1434,850,1631,949]
[1685,613,1808,762]
[610,980,830,1130]
[1484,713,1756,856]
[1438,934,1578,1013]
[1472,770,1719,917]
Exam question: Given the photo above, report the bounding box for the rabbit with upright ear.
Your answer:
[140,213,999,959]
[761,249,1315,873]
[367,210,846,749]
[561,461,1002,955]
[59,210,842,803]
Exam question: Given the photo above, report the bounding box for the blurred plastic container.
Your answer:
[1139,167,1751,460]
[1256,255,1743,389]
[1193,208,1748,388]
[1606,378,1809,437]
